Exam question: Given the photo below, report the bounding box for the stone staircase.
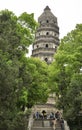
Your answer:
[55,120,62,130]
[31,119,61,130]
[28,94,70,130]
[31,119,53,130]
[28,115,70,130]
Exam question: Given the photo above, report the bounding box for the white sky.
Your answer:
[0,0,82,39]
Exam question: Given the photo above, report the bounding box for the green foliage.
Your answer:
[0,9,50,129]
[0,9,37,129]
[49,24,82,127]
[17,12,38,48]
[64,74,82,120]
[20,57,50,108]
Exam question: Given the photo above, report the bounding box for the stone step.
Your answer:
[55,128,61,130]
[55,123,61,127]
[55,123,61,130]
[32,119,62,130]
[32,119,53,130]
[33,119,52,127]
[31,127,53,130]
[33,120,43,127]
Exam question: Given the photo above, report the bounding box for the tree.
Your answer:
[19,57,50,108]
[0,9,37,130]
[49,24,82,129]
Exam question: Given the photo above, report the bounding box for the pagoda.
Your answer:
[32,6,59,64]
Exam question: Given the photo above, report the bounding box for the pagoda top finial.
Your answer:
[44,6,51,11]
[38,5,57,23]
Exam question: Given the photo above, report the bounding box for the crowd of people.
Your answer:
[34,110,65,130]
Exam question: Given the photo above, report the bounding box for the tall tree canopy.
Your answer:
[0,9,38,129]
[0,9,50,130]
[49,24,82,128]
[19,57,50,109]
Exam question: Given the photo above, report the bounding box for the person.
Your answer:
[50,112,55,119]
[55,111,60,119]
[35,111,39,119]
[51,118,57,130]
[60,118,65,130]
[42,110,46,119]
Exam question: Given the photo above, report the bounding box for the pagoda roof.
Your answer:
[38,6,57,22]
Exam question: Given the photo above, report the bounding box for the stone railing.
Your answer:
[27,112,34,130]
[64,120,70,130]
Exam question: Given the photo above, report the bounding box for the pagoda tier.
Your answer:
[32,6,59,64]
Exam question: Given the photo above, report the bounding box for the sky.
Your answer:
[0,0,82,56]
[0,0,82,39]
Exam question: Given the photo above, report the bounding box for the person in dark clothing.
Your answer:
[42,110,46,119]
[55,111,60,119]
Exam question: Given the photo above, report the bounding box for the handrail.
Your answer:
[64,120,70,130]
[27,112,34,130]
